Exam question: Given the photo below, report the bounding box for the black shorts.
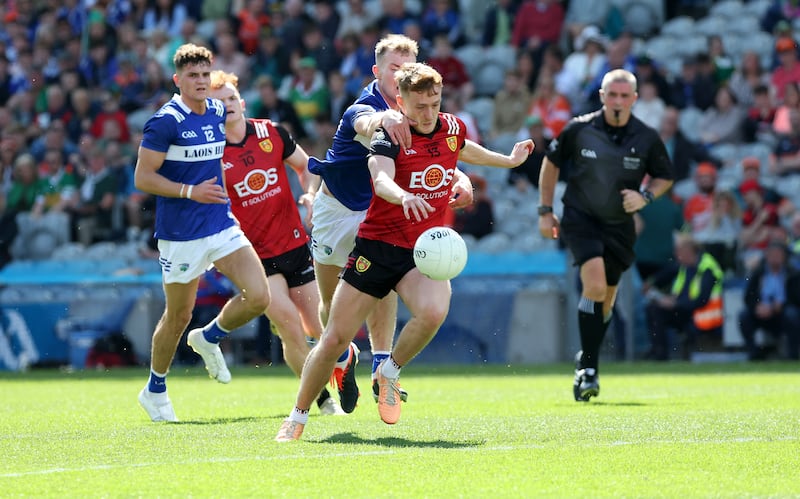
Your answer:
[341,237,416,298]
[261,244,315,288]
[560,205,636,286]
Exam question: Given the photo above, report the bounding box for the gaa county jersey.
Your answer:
[307,80,388,211]
[360,113,466,249]
[141,94,233,241]
[222,118,307,259]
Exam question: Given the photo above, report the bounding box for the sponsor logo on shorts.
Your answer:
[179,263,190,272]
[355,256,371,273]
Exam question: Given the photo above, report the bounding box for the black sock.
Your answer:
[316,387,331,407]
[578,297,605,371]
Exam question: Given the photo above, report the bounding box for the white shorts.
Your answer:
[158,225,252,284]
[310,190,366,267]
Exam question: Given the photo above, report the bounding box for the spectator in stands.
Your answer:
[80,39,119,92]
[668,55,717,111]
[427,34,473,103]
[527,71,571,140]
[743,84,778,144]
[29,119,77,164]
[36,85,73,130]
[0,153,41,266]
[708,34,734,85]
[643,233,725,361]
[737,156,788,211]
[770,108,800,176]
[402,20,431,63]
[421,0,465,48]
[562,0,612,50]
[452,173,494,240]
[377,0,417,36]
[697,85,746,147]
[212,32,250,88]
[278,0,313,58]
[739,178,782,271]
[516,48,538,92]
[683,162,718,235]
[693,189,742,273]
[236,0,271,56]
[285,56,329,140]
[507,114,550,191]
[65,87,97,144]
[250,75,308,142]
[772,81,800,135]
[336,0,377,41]
[252,32,290,84]
[89,91,131,143]
[738,240,800,360]
[443,93,481,144]
[633,186,684,281]
[659,106,715,182]
[481,0,517,48]
[770,36,800,102]
[632,80,666,131]
[37,148,79,215]
[67,142,119,245]
[561,25,606,110]
[300,23,339,78]
[141,0,188,39]
[325,71,356,125]
[786,211,800,269]
[511,0,564,68]
[633,55,671,105]
[490,69,532,145]
[314,0,343,49]
[729,51,771,109]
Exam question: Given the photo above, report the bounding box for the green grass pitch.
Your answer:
[1,362,799,498]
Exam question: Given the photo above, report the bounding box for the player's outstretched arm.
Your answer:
[458,139,534,168]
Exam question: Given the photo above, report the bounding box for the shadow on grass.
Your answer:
[317,432,485,448]
[174,415,282,425]
[578,401,649,407]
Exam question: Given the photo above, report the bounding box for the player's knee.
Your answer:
[414,301,449,331]
[242,286,270,315]
[582,280,607,301]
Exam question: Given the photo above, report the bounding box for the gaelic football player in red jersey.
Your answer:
[277,62,534,441]
[209,70,353,416]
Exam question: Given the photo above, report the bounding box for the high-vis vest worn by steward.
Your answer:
[671,253,725,330]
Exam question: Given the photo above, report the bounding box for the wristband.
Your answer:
[640,189,654,205]
[186,184,194,200]
[537,205,553,216]
[179,184,186,198]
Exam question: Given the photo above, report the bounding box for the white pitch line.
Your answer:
[1,436,797,478]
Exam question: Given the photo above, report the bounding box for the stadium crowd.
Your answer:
[1,0,800,361]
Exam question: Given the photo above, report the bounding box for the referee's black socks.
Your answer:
[577,297,608,371]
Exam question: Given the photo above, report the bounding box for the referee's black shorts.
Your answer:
[559,205,636,286]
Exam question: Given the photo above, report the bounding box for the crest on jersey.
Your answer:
[259,139,273,153]
[446,136,457,152]
[355,256,371,273]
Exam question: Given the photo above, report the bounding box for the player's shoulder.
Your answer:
[150,97,186,124]
[439,112,465,134]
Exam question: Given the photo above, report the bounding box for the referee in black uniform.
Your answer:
[538,69,674,401]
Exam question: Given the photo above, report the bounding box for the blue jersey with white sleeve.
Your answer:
[141,95,234,241]
[308,80,388,211]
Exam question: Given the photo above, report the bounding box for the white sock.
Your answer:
[380,356,401,379]
[289,407,309,424]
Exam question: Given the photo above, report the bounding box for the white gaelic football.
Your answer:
[413,227,468,281]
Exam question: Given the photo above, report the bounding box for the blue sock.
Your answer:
[148,370,167,393]
[372,351,390,377]
[202,319,229,343]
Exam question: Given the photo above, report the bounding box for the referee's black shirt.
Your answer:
[545,109,673,224]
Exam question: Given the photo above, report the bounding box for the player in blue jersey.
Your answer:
[134,44,271,422]
[307,34,474,410]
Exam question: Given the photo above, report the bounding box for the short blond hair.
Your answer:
[375,34,419,66]
[395,62,443,97]
[209,70,239,93]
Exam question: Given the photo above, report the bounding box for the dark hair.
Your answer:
[173,43,213,71]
